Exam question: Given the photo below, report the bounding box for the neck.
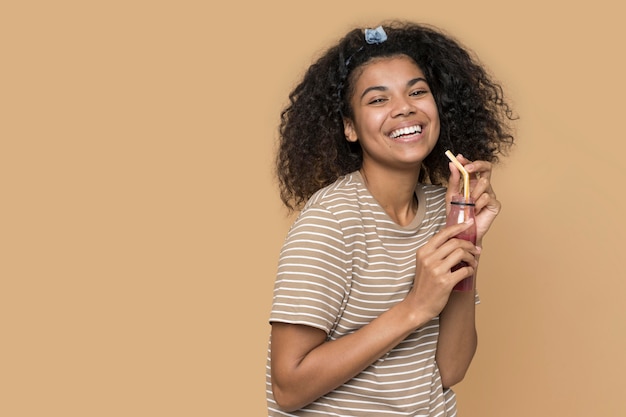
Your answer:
[360,165,420,226]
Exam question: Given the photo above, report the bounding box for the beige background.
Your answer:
[2,1,624,416]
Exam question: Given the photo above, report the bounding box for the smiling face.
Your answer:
[343,55,440,174]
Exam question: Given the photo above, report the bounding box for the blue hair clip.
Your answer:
[364,26,387,44]
[341,25,388,96]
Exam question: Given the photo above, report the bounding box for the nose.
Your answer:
[392,97,415,117]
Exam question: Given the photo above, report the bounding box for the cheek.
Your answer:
[431,123,441,142]
[428,105,440,130]
[426,108,441,140]
[355,111,385,135]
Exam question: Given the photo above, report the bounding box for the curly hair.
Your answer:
[276,20,516,211]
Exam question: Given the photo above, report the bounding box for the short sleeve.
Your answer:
[269,205,351,334]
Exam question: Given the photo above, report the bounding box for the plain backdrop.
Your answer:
[2,1,625,416]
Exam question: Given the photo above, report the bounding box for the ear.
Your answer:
[343,118,358,142]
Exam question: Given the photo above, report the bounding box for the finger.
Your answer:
[440,236,481,258]
[428,219,476,249]
[431,241,479,280]
[463,160,493,181]
[455,154,470,164]
[446,243,480,267]
[470,177,494,203]
[449,161,480,197]
[450,263,476,285]
[453,154,474,179]
[459,160,495,202]
[474,192,501,216]
[469,172,498,211]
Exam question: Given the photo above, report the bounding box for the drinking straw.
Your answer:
[445,150,470,200]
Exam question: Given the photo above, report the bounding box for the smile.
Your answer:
[389,125,422,139]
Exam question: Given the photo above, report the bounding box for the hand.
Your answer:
[446,154,501,244]
[407,220,481,319]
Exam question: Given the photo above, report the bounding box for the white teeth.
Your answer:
[390,125,422,138]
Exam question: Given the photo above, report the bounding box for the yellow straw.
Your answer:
[445,150,470,200]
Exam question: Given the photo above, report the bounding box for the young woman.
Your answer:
[266,20,515,416]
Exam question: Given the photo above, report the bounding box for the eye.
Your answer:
[409,89,428,97]
[367,97,388,105]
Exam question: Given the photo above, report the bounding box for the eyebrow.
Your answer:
[359,77,428,100]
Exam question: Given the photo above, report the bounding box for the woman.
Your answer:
[266,20,515,416]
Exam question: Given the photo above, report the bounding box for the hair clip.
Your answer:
[364,26,387,44]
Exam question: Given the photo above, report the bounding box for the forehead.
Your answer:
[352,55,424,86]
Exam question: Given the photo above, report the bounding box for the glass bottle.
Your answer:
[446,195,477,291]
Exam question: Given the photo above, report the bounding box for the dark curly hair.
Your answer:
[276,20,516,211]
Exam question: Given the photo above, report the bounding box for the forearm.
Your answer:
[435,286,478,388]
[272,299,432,411]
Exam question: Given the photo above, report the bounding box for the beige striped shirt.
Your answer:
[267,170,462,416]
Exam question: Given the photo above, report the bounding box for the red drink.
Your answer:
[446,196,476,292]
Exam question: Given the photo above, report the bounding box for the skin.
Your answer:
[343,55,441,226]
[270,55,501,412]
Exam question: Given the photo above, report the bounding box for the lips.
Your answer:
[389,125,422,139]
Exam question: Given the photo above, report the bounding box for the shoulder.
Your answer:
[306,172,363,207]
[301,172,368,220]
[287,172,369,238]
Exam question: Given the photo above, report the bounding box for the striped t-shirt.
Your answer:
[267,170,461,416]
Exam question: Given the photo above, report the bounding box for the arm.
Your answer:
[270,300,430,412]
[435,272,478,388]
[435,156,501,388]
